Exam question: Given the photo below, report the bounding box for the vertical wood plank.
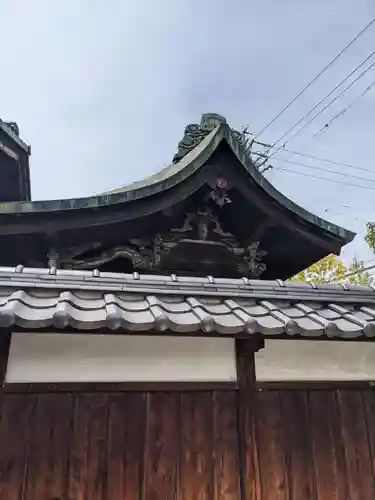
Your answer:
[68,393,108,500]
[68,394,90,500]
[85,393,109,500]
[214,391,241,500]
[0,394,35,500]
[280,390,316,500]
[0,331,11,386]
[23,393,73,500]
[337,390,375,500]
[363,389,375,477]
[180,392,214,500]
[256,391,290,500]
[309,390,349,500]
[106,392,145,500]
[143,392,179,500]
[236,339,263,500]
[0,331,11,417]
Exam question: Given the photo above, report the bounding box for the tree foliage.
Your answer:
[365,222,375,253]
[289,254,373,285]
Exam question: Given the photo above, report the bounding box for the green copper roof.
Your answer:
[0,113,355,245]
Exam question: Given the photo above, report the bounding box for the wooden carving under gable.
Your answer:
[57,179,267,278]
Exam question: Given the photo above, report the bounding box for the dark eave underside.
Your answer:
[0,116,355,248]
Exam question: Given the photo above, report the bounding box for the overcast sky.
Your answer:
[1,0,374,262]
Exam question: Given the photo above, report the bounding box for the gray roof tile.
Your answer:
[0,266,374,338]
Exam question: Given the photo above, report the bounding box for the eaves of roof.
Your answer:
[0,115,355,246]
[0,120,30,153]
[0,266,374,339]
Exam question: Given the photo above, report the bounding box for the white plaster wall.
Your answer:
[255,339,375,381]
[6,333,237,383]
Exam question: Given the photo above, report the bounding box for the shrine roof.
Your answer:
[0,266,374,339]
[0,119,30,153]
[0,113,355,246]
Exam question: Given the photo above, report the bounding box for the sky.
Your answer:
[0,0,374,263]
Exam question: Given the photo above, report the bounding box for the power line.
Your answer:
[343,262,375,279]
[254,152,375,183]
[252,141,375,175]
[356,258,375,267]
[312,78,375,139]
[253,16,375,140]
[256,50,375,160]
[258,59,375,166]
[275,167,375,191]
[281,158,375,183]
[319,262,375,284]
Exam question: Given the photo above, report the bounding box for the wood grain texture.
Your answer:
[256,390,290,500]
[0,394,35,500]
[337,390,374,500]
[180,392,214,500]
[144,392,179,500]
[363,389,375,478]
[22,394,70,500]
[1,385,375,500]
[236,339,261,500]
[0,389,240,500]
[280,390,316,500]
[309,390,349,500]
[214,391,241,500]
[106,393,145,500]
[256,388,375,500]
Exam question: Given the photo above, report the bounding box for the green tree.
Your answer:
[365,222,375,252]
[289,254,373,285]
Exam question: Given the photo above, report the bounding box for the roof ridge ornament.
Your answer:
[172,113,245,163]
[2,121,20,136]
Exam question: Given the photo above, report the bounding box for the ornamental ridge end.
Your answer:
[172,112,246,163]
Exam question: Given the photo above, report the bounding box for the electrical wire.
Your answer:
[319,262,375,284]
[312,78,375,139]
[253,153,375,183]
[342,262,375,279]
[258,59,375,166]
[275,167,375,191]
[256,50,375,160]
[253,16,375,140]
[252,141,375,175]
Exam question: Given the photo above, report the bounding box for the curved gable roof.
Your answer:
[0,113,355,246]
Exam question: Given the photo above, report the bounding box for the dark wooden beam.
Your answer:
[4,380,238,394]
[244,220,273,248]
[256,380,375,391]
[0,330,11,387]
[236,338,264,500]
[0,330,11,414]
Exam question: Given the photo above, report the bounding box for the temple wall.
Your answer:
[8,334,375,384]
[2,334,375,499]
[6,333,237,383]
[255,339,375,381]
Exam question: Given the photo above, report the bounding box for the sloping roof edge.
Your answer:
[0,120,30,153]
[0,113,355,245]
